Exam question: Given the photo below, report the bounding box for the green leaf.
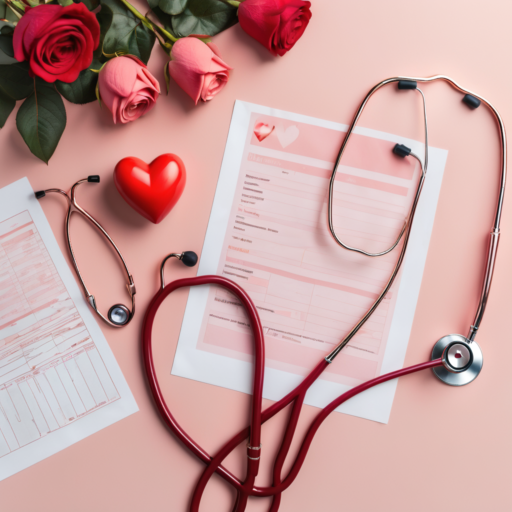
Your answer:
[163,60,170,94]
[0,20,15,36]
[158,0,187,16]
[16,79,67,163]
[130,24,154,63]
[0,62,34,100]
[58,0,73,5]
[0,34,13,58]
[55,59,100,104]
[94,5,113,61]
[150,6,174,32]
[74,0,99,10]
[171,0,237,37]
[0,22,17,64]
[100,0,156,64]
[0,0,20,22]
[0,88,15,127]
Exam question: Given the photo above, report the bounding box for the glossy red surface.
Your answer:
[114,154,186,224]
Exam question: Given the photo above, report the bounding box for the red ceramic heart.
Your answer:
[114,154,186,224]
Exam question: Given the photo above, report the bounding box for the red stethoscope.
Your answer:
[142,76,505,512]
[143,256,441,512]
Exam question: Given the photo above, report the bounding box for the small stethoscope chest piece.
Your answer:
[108,304,131,326]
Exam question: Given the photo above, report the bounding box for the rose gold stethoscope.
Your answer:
[141,76,506,512]
[35,176,136,327]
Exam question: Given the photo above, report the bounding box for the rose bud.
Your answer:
[13,3,100,83]
[98,55,160,124]
[168,37,232,105]
[238,0,312,57]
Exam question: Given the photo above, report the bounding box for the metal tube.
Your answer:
[326,75,506,360]
[326,153,425,362]
[397,76,506,343]
[327,81,428,257]
[39,180,136,328]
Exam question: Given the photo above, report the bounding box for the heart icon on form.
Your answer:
[254,122,275,142]
[275,125,300,148]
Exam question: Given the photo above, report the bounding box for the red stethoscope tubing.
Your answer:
[142,275,442,512]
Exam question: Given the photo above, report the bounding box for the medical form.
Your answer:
[0,178,137,481]
[173,101,448,423]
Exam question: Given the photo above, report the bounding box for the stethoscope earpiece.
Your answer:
[181,251,198,267]
[159,251,199,289]
[392,143,412,158]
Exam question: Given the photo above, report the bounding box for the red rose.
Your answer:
[13,3,100,83]
[238,0,312,57]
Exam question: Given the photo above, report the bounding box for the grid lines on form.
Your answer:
[0,211,120,458]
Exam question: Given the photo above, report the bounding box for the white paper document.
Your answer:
[172,101,448,423]
[0,178,138,481]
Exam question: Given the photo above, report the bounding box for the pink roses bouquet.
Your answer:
[0,0,312,163]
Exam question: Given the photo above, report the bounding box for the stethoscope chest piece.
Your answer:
[108,304,131,326]
[431,334,483,386]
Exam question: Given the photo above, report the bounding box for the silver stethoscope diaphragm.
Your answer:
[108,304,131,326]
[445,342,473,371]
[431,334,483,386]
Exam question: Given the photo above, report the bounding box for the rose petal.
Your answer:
[98,55,159,123]
[169,38,231,104]
[12,3,100,82]
[201,72,228,102]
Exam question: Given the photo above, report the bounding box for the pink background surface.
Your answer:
[1,0,511,510]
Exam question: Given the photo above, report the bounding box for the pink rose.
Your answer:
[13,3,100,83]
[238,0,312,57]
[168,37,232,105]
[98,55,160,124]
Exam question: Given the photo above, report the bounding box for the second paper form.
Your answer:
[173,101,448,423]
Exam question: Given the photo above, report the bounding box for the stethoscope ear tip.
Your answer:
[35,190,46,199]
[393,144,412,158]
[181,251,198,267]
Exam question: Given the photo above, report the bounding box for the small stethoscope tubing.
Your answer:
[142,75,506,512]
[35,176,136,327]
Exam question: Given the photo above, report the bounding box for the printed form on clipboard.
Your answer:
[173,101,448,424]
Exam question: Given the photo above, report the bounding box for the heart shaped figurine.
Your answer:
[114,154,186,224]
